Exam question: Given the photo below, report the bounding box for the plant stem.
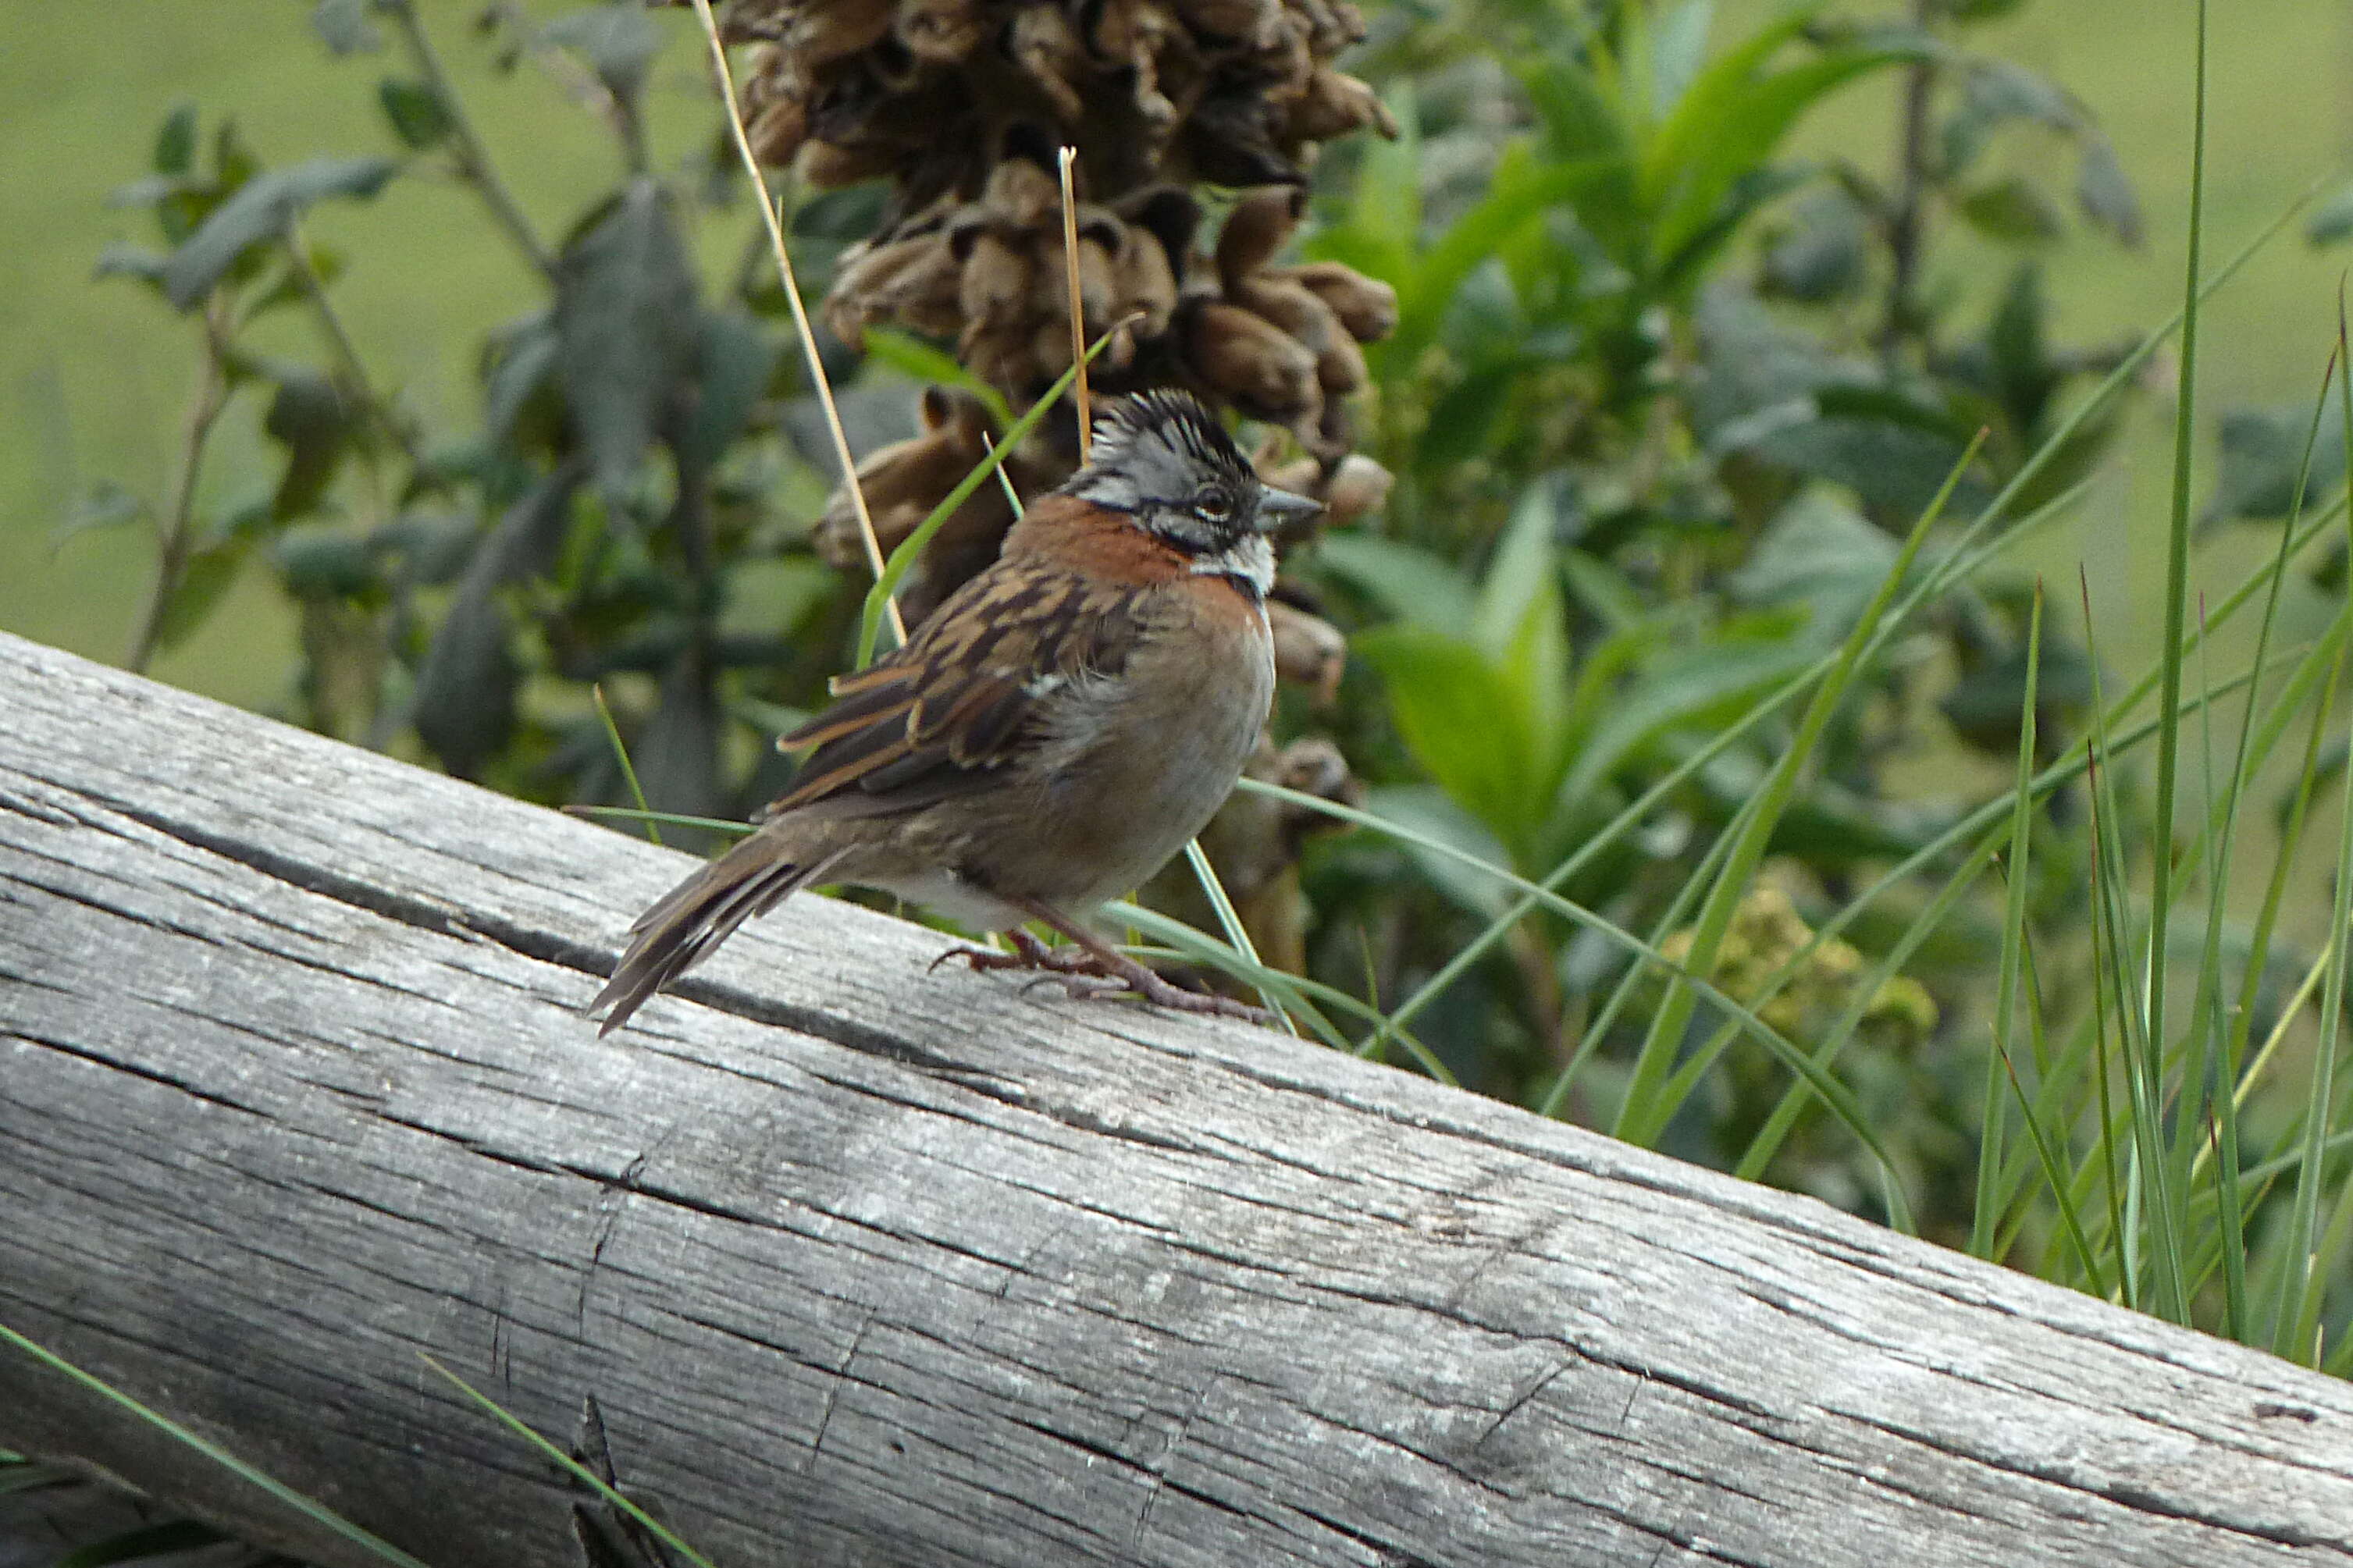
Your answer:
[382,0,556,282]
[286,219,424,470]
[126,300,232,674]
[1879,0,1937,360]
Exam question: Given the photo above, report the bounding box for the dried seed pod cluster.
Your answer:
[715,0,1396,198]
[810,386,1058,627]
[691,0,1397,958]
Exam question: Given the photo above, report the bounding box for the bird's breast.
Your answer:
[998,578,1274,909]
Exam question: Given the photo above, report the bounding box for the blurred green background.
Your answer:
[2,0,2348,713]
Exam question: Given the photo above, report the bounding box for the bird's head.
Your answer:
[1060,390,1322,598]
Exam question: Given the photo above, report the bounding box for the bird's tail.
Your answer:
[588,833,845,1036]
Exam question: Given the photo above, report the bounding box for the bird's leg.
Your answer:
[1011,898,1270,1022]
[932,928,1091,974]
[933,905,1268,1021]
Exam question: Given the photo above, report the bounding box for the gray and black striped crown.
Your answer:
[1063,390,1258,514]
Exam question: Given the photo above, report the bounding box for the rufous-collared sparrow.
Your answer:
[589,389,1321,1034]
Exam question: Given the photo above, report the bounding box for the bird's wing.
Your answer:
[766,555,1143,820]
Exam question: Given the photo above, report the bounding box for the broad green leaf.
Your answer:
[1356,626,1540,848]
[1362,784,1519,920]
[554,179,698,501]
[311,0,383,55]
[160,155,400,309]
[2077,134,2144,246]
[1653,45,1920,268]
[1312,533,1477,637]
[378,78,454,151]
[1956,176,2065,244]
[675,310,778,482]
[1649,0,1718,116]
[1727,492,1900,645]
[153,102,198,176]
[1474,484,1565,660]
[153,539,248,655]
[262,365,359,521]
[413,467,582,776]
[2309,182,2353,247]
[1554,635,1819,816]
[542,4,660,107]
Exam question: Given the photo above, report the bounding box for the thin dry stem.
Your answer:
[685,0,904,649]
[1059,146,1091,463]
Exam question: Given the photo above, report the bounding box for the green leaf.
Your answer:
[413,467,582,776]
[153,540,248,655]
[1649,1,1718,116]
[1361,785,1518,920]
[1356,627,1537,848]
[542,4,660,107]
[1956,176,2065,244]
[262,366,359,521]
[378,78,454,151]
[1311,533,1478,638]
[1727,492,1900,645]
[2307,182,2353,247]
[275,524,377,599]
[311,0,383,55]
[1762,187,1867,302]
[554,179,699,501]
[153,103,198,176]
[2202,393,2351,526]
[675,310,778,482]
[1554,635,1819,812]
[860,329,1013,427]
[161,155,400,310]
[92,243,170,293]
[481,310,563,454]
[2076,134,2143,246]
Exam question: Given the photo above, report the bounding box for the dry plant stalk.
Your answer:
[684,0,906,650]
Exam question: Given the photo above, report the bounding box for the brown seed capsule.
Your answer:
[826,229,964,347]
[1180,297,1320,428]
[815,386,1055,626]
[1282,67,1397,144]
[1215,187,1305,288]
[1006,3,1089,125]
[1268,599,1347,705]
[1319,451,1392,528]
[1280,260,1397,343]
[895,0,984,65]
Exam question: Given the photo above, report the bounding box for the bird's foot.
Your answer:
[934,932,1269,1023]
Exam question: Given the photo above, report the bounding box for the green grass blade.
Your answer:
[0,1320,432,1568]
[567,804,754,837]
[855,322,1128,667]
[2195,350,2342,1342]
[1237,777,1917,1228]
[2276,316,2353,1362]
[1974,581,2044,1260]
[1181,838,1298,1034]
[1613,432,1988,1150]
[592,684,660,848]
[2141,0,2211,1168]
[422,1356,720,1568]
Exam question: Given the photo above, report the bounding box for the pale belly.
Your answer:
[887,597,1275,924]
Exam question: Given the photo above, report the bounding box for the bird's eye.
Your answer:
[1191,485,1232,523]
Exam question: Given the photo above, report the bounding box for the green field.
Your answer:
[2,0,2348,711]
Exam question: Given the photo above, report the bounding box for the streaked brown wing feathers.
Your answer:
[767,563,1134,818]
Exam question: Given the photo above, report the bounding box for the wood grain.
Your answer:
[1,630,2348,1568]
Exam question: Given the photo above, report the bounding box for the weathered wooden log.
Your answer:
[1,628,2348,1568]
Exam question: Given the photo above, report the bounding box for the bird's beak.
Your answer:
[1253,485,1324,534]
